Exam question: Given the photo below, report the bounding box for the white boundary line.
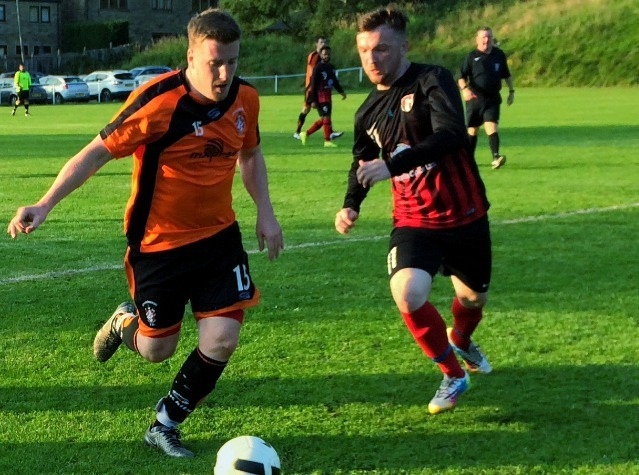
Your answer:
[1,203,638,286]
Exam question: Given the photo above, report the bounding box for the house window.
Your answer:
[0,45,7,57]
[42,7,50,23]
[100,0,128,9]
[43,46,52,54]
[152,0,173,10]
[0,5,5,22]
[34,46,40,56]
[16,45,29,56]
[30,6,39,22]
[192,0,217,12]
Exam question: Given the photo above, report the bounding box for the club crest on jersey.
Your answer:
[142,300,158,327]
[401,94,414,112]
[234,108,246,136]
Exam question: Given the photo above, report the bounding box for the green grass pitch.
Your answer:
[0,88,638,474]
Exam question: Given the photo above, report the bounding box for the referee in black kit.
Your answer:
[458,27,515,169]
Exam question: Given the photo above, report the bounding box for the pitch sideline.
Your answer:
[1,202,638,286]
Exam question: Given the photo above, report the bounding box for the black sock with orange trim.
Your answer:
[160,347,227,424]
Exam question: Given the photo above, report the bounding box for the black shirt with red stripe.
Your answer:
[344,62,489,229]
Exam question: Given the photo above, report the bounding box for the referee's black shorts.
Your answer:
[466,94,502,127]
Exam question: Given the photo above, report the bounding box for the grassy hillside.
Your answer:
[127,0,639,87]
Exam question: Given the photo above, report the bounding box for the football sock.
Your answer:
[450,297,483,352]
[120,315,139,353]
[401,302,464,378]
[488,132,500,157]
[468,134,478,156]
[161,347,227,424]
[322,117,332,141]
[307,119,323,136]
[296,113,307,133]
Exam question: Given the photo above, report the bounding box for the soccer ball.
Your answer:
[213,435,281,475]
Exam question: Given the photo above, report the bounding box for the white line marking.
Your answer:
[2,203,638,286]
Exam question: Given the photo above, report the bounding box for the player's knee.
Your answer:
[457,293,487,309]
[141,343,177,363]
[201,332,239,361]
[390,270,431,313]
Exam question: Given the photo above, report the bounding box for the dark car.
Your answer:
[0,77,48,106]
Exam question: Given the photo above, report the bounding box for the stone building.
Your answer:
[0,0,218,73]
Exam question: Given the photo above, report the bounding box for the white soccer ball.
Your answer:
[213,435,281,475]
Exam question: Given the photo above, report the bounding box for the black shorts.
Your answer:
[387,216,492,293]
[316,102,332,118]
[125,222,259,336]
[466,94,501,127]
[17,90,30,102]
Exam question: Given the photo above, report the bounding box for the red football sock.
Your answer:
[401,302,464,378]
[450,297,483,351]
[307,119,323,136]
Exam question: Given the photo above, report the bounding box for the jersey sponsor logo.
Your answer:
[142,300,159,327]
[392,163,436,183]
[366,121,383,149]
[190,138,237,161]
[474,57,481,62]
[494,64,500,72]
[400,94,414,112]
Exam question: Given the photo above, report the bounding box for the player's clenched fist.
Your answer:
[335,208,359,235]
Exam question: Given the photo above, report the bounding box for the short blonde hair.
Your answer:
[187,8,241,46]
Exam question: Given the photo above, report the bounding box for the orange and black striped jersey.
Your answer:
[304,50,320,89]
[100,70,260,253]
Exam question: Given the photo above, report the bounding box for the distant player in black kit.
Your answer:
[458,27,514,169]
[299,46,347,148]
[335,5,494,415]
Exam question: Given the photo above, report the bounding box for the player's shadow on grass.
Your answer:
[1,364,635,473]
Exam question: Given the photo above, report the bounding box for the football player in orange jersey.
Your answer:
[7,8,283,458]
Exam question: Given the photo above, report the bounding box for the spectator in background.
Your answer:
[12,63,32,117]
[299,46,347,148]
[458,26,514,169]
[293,36,343,141]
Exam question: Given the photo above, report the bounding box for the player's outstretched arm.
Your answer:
[7,135,114,239]
[238,146,284,261]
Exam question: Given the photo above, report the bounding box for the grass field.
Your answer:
[0,88,638,475]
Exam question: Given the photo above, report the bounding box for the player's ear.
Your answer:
[400,39,409,56]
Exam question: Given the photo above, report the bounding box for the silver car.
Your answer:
[39,75,90,104]
[130,65,174,88]
[83,70,136,102]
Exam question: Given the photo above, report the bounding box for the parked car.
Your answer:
[0,77,48,106]
[129,65,173,88]
[0,70,46,82]
[82,70,136,102]
[39,75,91,104]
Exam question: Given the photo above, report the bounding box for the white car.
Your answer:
[39,75,90,104]
[83,70,135,102]
[129,65,174,88]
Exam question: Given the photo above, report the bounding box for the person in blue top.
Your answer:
[12,63,32,117]
[458,27,514,169]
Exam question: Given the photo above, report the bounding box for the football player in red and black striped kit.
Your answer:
[335,5,494,415]
[299,45,347,147]
[8,9,283,457]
